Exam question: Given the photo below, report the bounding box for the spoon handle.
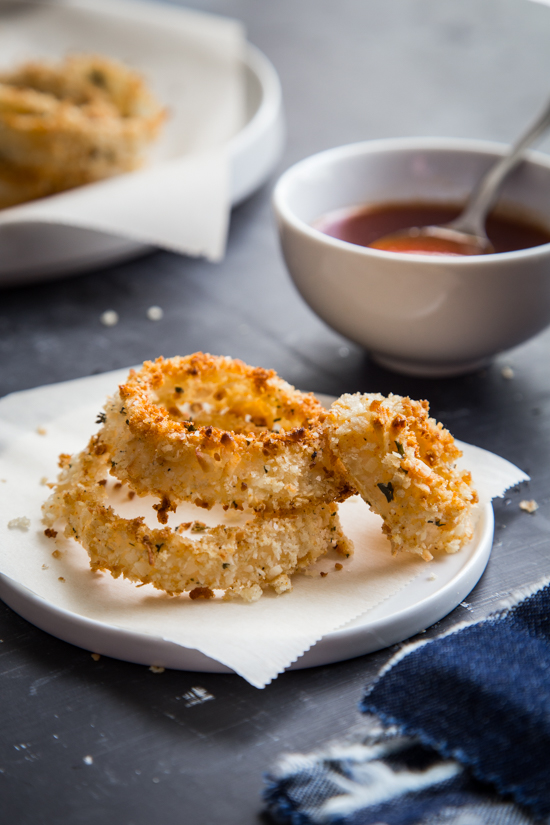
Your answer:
[449,97,550,237]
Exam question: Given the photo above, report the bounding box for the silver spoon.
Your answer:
[371,97,550,256]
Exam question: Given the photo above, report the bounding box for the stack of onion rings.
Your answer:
[43,353,478,600]
[43,354,354,601]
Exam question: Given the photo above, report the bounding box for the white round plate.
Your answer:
[0,504,493,675]
[0,42,284,286]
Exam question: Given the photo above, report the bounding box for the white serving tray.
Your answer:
[0,368,497,680]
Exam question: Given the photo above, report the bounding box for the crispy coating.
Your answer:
[42,354,479,602]
[42,441,352,602]
[100,354,354,515]
[327,393,478,560]
[0,54,165,208]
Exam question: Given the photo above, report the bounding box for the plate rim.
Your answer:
[0,502,494,677]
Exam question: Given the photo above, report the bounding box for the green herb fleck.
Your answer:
[395,440,405,456]
[89,69,107,88]
[311,451,317,460]
[175,387,183,393]
[377,481,394,503]
[264,465,268,473]
[95,412,106,424]
[222,563,230,569]
[191,522,207,533]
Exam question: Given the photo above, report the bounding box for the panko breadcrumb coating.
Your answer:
[42,354,479,602]
[0,54,165,208]
[100,353,354,515]
[327,393,478,560]
[42,443,352,602]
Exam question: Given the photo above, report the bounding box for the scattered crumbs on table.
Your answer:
[39,476,49,486]
[520,499,539,513]
[100,309,119,327]
[152,777,160,784]
[320,571,328,577]
[7,516,30,531]
[149,665,165,674]
[428,573,437,581]
[91,653,101,662]
[146,305,164,321]
[44,528,57,538]
[128,490,135,500]
[501,366,514,380]
[334,562,343,570]
[42,564,49,570]
[83,755,93,765]
[1,479,5,482]
[58,577,65,582]
[114,482,122,490]
[182,687,214,707]
[36,426,47,436]
[52,549,61,558]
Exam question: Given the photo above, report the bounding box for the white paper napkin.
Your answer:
[0,370,528,688]
[0,0,246,260]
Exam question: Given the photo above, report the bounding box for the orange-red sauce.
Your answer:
[314,202,550,255]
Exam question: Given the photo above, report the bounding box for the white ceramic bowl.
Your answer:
[273,137,550,377]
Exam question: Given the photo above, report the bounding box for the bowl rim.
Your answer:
[272,136,550,265]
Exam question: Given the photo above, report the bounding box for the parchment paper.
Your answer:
[0,0,246,260]
[0,370,529,688]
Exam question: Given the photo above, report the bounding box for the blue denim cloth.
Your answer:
[264,581,550,824]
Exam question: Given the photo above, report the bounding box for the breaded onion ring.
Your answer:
[99,353,354,517]
[327,393,478,560]
[43,441,352,602]
[0,54,164,208]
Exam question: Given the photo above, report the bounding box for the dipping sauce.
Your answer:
[314,202,550,255]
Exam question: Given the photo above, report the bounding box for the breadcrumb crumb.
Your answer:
[146,305,164,321]
[519,499,538,513]
[37,426,47,435]
[100,310,119,327]
[8,516,30,531]
[501,366,515,380]
[149,665,165,674]
[91,653,101,661]
[83,755,93,765]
